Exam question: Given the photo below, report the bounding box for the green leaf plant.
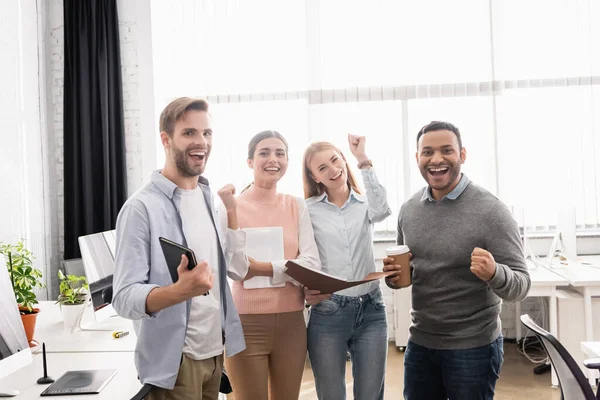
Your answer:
[57,270,89,306]
[0,240,45,314]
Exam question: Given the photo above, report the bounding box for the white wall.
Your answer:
[117,0,156,196]
[43,0,64,296]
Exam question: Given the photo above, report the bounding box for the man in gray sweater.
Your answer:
[383,121,530,400]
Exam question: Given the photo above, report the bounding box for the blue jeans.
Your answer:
[307,288,388,400]
[404,336,504,400]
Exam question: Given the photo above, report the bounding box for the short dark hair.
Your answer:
[160,97,209,136]
[416,121,462,149]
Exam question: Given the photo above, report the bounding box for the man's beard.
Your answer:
[173,146,208,177]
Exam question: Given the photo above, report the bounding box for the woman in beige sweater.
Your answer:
[220,130,320,400]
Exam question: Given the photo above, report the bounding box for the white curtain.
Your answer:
[0,0,51,297]
[151,0,600,232]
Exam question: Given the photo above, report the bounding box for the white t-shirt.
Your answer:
[179,187,223,360]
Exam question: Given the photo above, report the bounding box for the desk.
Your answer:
[516,264,569,342]
[546,256,600,343]
[542,257,600,387]
[32,302,136,354]
[516,264,570,386]
[0,351,141,399]
[8,302,228,399]
[582,341,600,358]
[581,341,600,386]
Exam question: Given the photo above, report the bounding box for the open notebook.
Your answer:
[284,261,395,294]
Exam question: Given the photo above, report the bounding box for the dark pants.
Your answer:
[404,336,504,400]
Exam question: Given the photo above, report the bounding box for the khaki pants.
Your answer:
[147,354,223,400]
[225,311,307,400]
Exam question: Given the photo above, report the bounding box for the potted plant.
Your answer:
[57,270,88,332]
[0,240,45,347]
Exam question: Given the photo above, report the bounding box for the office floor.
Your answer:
[295,342,562,400]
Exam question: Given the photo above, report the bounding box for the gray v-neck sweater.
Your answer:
[397,181,530,350]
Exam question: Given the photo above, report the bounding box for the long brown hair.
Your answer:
[241,130,289,193]
[302,141,362,199]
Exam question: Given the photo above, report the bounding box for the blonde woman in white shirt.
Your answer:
[302,134,392,400]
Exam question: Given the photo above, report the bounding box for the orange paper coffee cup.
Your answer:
[385,245,411,288]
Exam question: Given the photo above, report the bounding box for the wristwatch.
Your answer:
[357,159,373,169]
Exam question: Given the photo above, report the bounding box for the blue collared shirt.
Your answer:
[421,173,470,202]
[112,171,245,390]
[306,168,392,296]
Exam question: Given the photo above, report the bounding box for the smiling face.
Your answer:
[416,129,466,199]
[307,148,349,193]
[248,137,289,185]
[162,110,212,177]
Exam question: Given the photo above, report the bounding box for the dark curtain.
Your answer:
[63,0,127,259]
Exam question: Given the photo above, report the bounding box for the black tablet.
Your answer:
[158,237,198,284]
[40,369,117,396]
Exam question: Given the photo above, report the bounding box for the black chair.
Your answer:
[521,314,600,400]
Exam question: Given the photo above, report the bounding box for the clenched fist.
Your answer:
[218,184,237,212]
[175,255,213,298]
[348,134,368,163]
[470,247,497,282]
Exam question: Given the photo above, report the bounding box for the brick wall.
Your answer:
[48,0,64,263]
[117,1,145,196]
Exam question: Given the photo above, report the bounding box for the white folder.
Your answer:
[242,227,286,289]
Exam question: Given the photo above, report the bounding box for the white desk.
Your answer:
[546,256,600,343]
[582,341,600,358]
[0,351,141,399]
[581,341,600,387]
[516,264,570,342]
[32,302,137,354]
[516,264,570,386]
[540,257,600,387]
[17,302,228,399]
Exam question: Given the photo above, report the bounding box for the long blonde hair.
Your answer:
[302,141,362,199]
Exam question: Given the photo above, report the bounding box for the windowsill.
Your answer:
[523,230,600,239]
[373,230,600,242]
[373,233,396,243]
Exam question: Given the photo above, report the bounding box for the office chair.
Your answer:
[520,314,600,400]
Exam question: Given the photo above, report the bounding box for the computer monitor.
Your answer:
[545,231,562,269]
[78,230,117,323]
[0,254,33,396]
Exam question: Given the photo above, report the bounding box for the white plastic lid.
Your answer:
[385,245,410,256]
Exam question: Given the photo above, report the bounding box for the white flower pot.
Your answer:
[60,303,85,332]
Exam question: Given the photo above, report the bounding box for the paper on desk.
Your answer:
[284,261,396,294]
[243,227,286,289]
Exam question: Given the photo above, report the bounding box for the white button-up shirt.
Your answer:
[306,168,392,296]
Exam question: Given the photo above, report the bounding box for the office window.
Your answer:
[496,86,600,229]
[151,0,600,232]
[0,0,48,268]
